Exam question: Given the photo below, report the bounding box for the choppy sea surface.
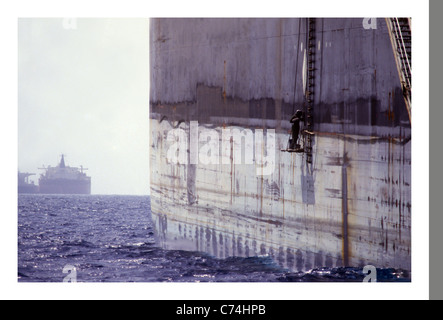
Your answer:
[18,194,410,282]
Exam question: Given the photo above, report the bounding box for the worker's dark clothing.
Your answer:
[290,111,304,149]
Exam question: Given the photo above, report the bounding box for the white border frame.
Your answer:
[1,0,429,300]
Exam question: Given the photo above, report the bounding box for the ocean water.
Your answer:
[18,194,410,282]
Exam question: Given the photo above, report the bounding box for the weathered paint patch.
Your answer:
[150,118,411,272]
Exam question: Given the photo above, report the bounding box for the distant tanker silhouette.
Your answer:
[38,155,91,194]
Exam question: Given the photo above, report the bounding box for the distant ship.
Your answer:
[18,172,39,194]
[38,155,91,194]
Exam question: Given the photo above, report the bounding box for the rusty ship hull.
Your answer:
[149,18,411,272]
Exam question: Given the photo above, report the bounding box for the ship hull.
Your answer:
[149,18,411,272]
[150,118,410,271]
[38,179,91,195]
[18,184,39,194]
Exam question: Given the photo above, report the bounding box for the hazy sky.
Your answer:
[18,18,150,195]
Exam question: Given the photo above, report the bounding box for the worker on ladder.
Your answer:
[290,109,304,150]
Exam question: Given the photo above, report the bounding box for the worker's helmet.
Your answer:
[295,109,303,117]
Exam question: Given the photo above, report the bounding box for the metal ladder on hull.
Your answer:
[385,18,412,122]
[305,18,316,164]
